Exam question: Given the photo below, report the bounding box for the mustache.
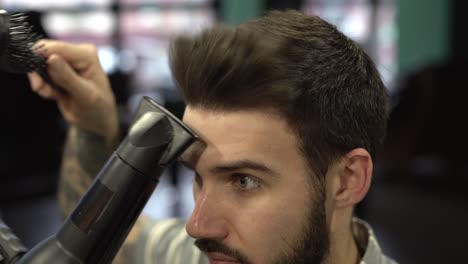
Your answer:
[194,239,251,264]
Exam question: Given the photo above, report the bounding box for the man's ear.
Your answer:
[334,148,373,208]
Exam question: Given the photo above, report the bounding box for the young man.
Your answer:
[29,10,396,264]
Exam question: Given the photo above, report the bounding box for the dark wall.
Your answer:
[453,0,468,61]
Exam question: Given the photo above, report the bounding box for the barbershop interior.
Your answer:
[0,0,466,263]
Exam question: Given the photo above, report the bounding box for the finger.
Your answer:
[47,54,93,101]
[36,85,57,100]
[28,72,62,100]
[28,72,53,98]
[27,72,43,92]
[35,40,98,71]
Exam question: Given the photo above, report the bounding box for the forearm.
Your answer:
[58,125,118,216]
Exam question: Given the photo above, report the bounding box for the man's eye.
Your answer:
[234,174,259,190]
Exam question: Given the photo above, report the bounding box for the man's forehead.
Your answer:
[179,106,304,172]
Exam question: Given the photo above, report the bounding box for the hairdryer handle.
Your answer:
[0,218,28,264]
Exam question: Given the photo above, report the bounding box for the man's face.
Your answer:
[181,107,329,264]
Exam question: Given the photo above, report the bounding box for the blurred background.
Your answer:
[0,0,466,263]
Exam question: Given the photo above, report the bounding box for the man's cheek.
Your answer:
[238,203,302,242]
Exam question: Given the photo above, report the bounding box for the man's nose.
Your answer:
[185,189,229,240]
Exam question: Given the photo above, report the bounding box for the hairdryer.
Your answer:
[11,96,197,263]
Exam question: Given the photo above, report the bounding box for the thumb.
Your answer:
[47,54,92,100]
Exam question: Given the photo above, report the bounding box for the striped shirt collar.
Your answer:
[353,218,398,264]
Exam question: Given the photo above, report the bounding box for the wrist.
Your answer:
[72,126,116,176]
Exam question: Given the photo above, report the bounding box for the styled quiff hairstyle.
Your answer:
[169,10,389,185]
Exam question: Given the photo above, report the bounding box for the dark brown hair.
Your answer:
[170,10,389,184]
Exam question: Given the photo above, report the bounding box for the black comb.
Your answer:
[0,10,65,93]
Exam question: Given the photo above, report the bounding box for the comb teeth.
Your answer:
[1,12,47,73]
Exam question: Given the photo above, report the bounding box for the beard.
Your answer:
[195,193,330,264]
[273,190,330,264]
[273,194,330,264]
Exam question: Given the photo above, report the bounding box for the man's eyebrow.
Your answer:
[210,160,278,176]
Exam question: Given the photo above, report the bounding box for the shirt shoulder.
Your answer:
[134,218,209,264]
